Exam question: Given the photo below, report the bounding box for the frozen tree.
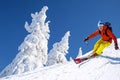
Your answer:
[76,47,83,58]
[0,6,50,77]
[69,57,73,61]
[47,31,70,66]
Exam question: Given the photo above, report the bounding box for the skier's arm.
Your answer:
[107,29,119,49]
[84,30,99,42]
[107,29,117,43]
[88,30,99,39]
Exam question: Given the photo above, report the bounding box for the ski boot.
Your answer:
[74,57,88,64]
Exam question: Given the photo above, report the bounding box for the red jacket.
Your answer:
[88,25,117,44]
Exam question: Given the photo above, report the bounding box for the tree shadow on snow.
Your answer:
[100,55,120,64]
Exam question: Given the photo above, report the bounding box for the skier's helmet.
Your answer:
[104,22,111,26]
[98,21,104,27]
[98,21,104,30]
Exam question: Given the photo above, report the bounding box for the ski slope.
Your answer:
[0,39,120,80]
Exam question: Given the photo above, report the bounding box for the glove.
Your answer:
[84,37,89,42]
[114,43,119,50]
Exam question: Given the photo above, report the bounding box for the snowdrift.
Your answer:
[0,39,120,80]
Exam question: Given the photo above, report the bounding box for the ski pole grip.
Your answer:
[84,37,89,42]
[114,43,119,50]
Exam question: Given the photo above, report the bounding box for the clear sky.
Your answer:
[0,0,120,71]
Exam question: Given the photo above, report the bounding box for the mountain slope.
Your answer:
[0,39,120,80]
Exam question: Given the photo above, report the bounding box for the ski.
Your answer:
[74,57,88,64]
[78,59,90,67]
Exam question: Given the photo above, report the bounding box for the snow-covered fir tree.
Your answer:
[46,31,70,66]
[0,6,50,77]
[76,47,82,58]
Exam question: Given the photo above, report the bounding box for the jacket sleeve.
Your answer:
[88,30,99,39]
[107,29,118,43]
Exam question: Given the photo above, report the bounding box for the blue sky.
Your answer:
[0,0,120,71]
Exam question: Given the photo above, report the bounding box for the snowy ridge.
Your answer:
[0,39,120,80]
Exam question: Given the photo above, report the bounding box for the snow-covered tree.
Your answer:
[0,6,50,77]
[46,31,70,66]
[76,47,82,58]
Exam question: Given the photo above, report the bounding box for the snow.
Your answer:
[76,47,83,58]
[46,31,70,66]
[0,39,120,80]
[0,6,120,80]
[0,6,71,78]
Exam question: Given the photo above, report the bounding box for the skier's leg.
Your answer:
[85,39,102,59]
[95,40,111,55]
[92,39,103,52]
[74,39,110,64]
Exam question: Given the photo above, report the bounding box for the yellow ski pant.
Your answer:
[93,39,111,55]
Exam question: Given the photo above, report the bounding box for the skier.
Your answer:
[74,21,119,64]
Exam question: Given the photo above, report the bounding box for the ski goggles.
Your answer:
[98,23,104,27]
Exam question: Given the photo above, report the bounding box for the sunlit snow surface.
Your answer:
[1,39,120,80]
